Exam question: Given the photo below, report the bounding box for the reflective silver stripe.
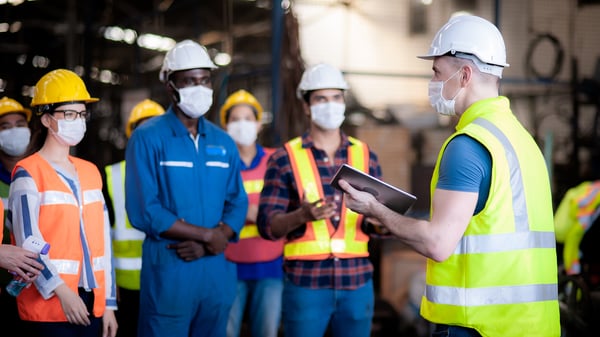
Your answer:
[112,228,145,241]
[425,283,558,306]
[454,231,556,255]
[114,257,142,271]
[2,197,7,210]
[473,119,529,232]
[83,189,104,205]
[159,161,193,167]
[206,161,229,168]
[40,191,78,206]
[51,259,79,275]
[93,256,107,271]
[109,163,127,230]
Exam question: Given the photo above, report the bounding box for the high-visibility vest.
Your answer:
[283,136,370,260]
[225,147,284,263]
[422,97,560,337]
[15,153,109,322]
[105,160,145,290]
[554,180,600,274]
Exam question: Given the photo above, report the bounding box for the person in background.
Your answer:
[0,96,44,330]
[257,63,382,337]
[125,39,247,337]
[339,15,560,337]
[7,68,118,337]
[222,90,283,337]
[554,180,600,288]
[104,99,164,337]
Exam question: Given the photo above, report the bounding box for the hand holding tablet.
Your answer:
[331,164,417,214]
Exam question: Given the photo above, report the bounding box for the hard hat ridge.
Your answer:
[126,99,165,138]
[219,90,263,127]
[30,69,99,110]
[0,96,32,121]
[297,63,349,99]
[159,39,217,83]
[418,15,509,77]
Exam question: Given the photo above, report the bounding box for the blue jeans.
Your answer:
[282,278,374,337]
[432,324,482,337]
[227,278,283,337]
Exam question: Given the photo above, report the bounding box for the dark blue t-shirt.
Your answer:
[437,134,491,214]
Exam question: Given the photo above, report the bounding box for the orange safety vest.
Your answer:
[225,147,284,263]
[15,153,109,321]
[283,136,370,260]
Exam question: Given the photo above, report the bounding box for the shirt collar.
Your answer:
[166,105,207,137]
[241,144,265,170]
[300,130,352,149]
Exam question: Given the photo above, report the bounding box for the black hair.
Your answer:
[224,105,258,124]
[302,91,313,104]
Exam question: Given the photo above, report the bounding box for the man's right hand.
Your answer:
[202,228,228,255]
[300,197,337,222]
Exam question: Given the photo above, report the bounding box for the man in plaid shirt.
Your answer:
[257,63,382,337]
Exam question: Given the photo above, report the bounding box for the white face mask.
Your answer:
[49,115,86,146]
[227,119,258,146]
[310,102,346,130]
[0,127,31,156]
[428,69,463,116]
[177,85,213,119]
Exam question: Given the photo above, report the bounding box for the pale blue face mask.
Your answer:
[49,114,87,146]
[428,69,463,116]
[0,127,31,156]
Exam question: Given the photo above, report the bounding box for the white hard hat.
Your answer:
[159,39,217,83]
[418,15,509,77]
[297,63,349,99]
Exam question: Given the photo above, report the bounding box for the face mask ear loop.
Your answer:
[168,81,181,103]
[443,69,463,101]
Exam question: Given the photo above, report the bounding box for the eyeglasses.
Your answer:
[53,109,90,121]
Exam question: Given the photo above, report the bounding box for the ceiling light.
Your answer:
[214,52,231,66]
[137,33,176,52]
[32,55,50,68]
[10,21,21,32]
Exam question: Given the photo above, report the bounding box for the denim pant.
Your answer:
[432,324,482,337]
[227,278,283,337]
[282,278,374,337]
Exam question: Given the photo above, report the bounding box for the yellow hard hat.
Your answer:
[0,96,32,121]
[219,90,263,127]
[30,69,99,108]
[126,99,165,138]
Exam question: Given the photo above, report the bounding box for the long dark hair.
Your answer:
[26,107,49,155]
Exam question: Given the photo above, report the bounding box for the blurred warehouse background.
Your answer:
[1,0,600,335]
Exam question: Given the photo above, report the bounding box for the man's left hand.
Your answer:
[167,240,206,261]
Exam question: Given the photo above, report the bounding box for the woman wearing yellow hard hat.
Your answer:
[221,89,284,337]
[7,69,118,337]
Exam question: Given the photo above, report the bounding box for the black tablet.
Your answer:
[331,164,417,214]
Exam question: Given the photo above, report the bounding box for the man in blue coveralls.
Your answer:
[124,39,248,337]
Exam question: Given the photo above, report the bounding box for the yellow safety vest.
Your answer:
[422,97,560,337]
[105,160,145,290]
[554,180,600,274]
[283,136,370,260]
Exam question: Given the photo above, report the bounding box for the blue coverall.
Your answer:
[125,107,248,337]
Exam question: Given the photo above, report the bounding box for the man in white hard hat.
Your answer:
[125,39,248,337]
[338,15,560,337]
[257,63,383,337]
